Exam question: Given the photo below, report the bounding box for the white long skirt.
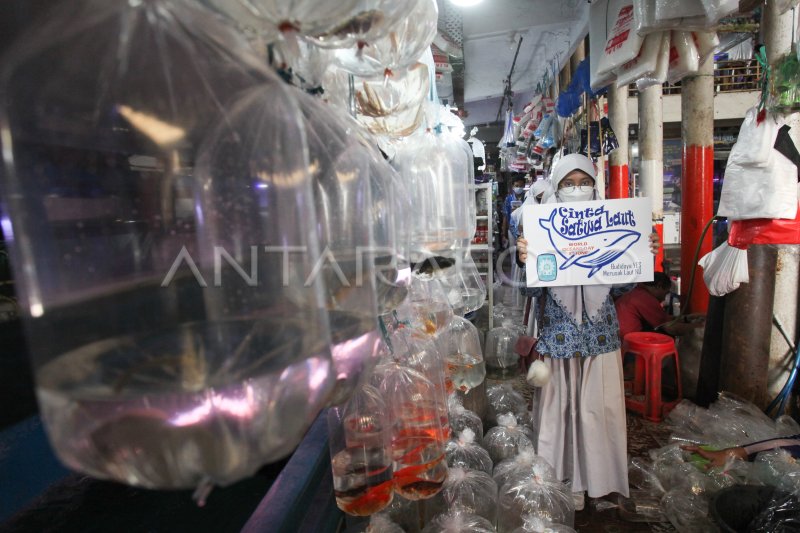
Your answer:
[535,350,629,498]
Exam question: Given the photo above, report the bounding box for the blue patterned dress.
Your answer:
[522,287,621,359]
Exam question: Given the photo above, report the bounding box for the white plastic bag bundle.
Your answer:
[615,31,666,88]
[493,449,557,491]
[698,242,749,297]
[597,0,643,76]
[667,31,700,84]
[497,471,575,532]
[446,428,494,475]
[719,148,798,221]
[654,0,707,22]
[634,0,711,35]
[635,30,670,90]
[485,414,536,464]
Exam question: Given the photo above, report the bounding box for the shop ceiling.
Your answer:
[436,0,589,128]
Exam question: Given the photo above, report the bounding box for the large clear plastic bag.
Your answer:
[486,384,529,427]
[446,428,493,475]
[698,242,750,297]
[661,489,716,532]
[1,0,337,491]
[391,131,472,256]
[493,450,558,492]
[439,316,486,395]
[448,398,484,444]
[497,471,575,532]
[425,467,499,525]
[753,450,800,492]
[485,414,536,464]
[328,384,394,516]
[510,520,577,533]
[421,509,496,533]
[634,0,710,35]
[596,0,644,77]
[700,0,739,24]
[377,361,448,500]
[297,94,386,405]
[307,0,421,51]
[334,0,438,78]
[485,327,520,378]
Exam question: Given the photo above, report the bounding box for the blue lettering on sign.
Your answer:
[539,204,642,278]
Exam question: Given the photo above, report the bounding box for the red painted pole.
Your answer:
[608,83,629,199]
[680,59,714,313]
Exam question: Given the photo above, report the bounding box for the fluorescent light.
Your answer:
[449,0,483,6]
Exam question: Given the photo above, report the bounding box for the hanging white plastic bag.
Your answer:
[698,242,749,297]
[693,31,720,64]
[597,0,643,76]
[727,108,781,169]
[589,0,618,90]
[635,30,671,90]
[719,149,799,220]
[654,0,706,22]
[667,31,700,84]
[616,31,666,88]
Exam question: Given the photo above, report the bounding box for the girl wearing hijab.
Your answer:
[516,154,659,510]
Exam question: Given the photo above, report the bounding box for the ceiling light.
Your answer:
[449,0,483,6]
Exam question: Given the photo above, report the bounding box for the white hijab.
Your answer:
[541,154,610,324]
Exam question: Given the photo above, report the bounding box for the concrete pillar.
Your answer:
[608,83,629,199]
[720,246,778,408]
[762,0,800,413]
[680,59,714,313]
[637,84,663,271]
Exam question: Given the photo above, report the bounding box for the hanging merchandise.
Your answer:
[269,38,333,93]
[438,315,486,394]
[421,509,496,533]
[503,108,517,147]
[377,360,448,500]
[718,108,798,221]
[615,31,666,88]
[654,0,707,23]
[445,429,493,475]
[597,1,644,77]
[635,30,671,90]
[771,51,800,113]
[0,0,337,492]
[601,117,620,155]
[497,470,575,531]
[298,95,385,405]
[633,0,711,36]
[697,242,750,297]
[334,0,438,79]
[667,31,701,84]
[328,384,394,516]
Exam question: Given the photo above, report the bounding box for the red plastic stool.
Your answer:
[622,332,682,423]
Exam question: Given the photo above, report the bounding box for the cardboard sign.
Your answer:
[521,197,654,287]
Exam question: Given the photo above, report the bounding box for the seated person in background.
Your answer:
[614,272,705,340]
[683,435,800,467]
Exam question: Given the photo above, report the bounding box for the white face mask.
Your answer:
[558,186,595,202]
[513,187,525,195]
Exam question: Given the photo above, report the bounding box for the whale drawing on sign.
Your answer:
[538,209,641,278]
